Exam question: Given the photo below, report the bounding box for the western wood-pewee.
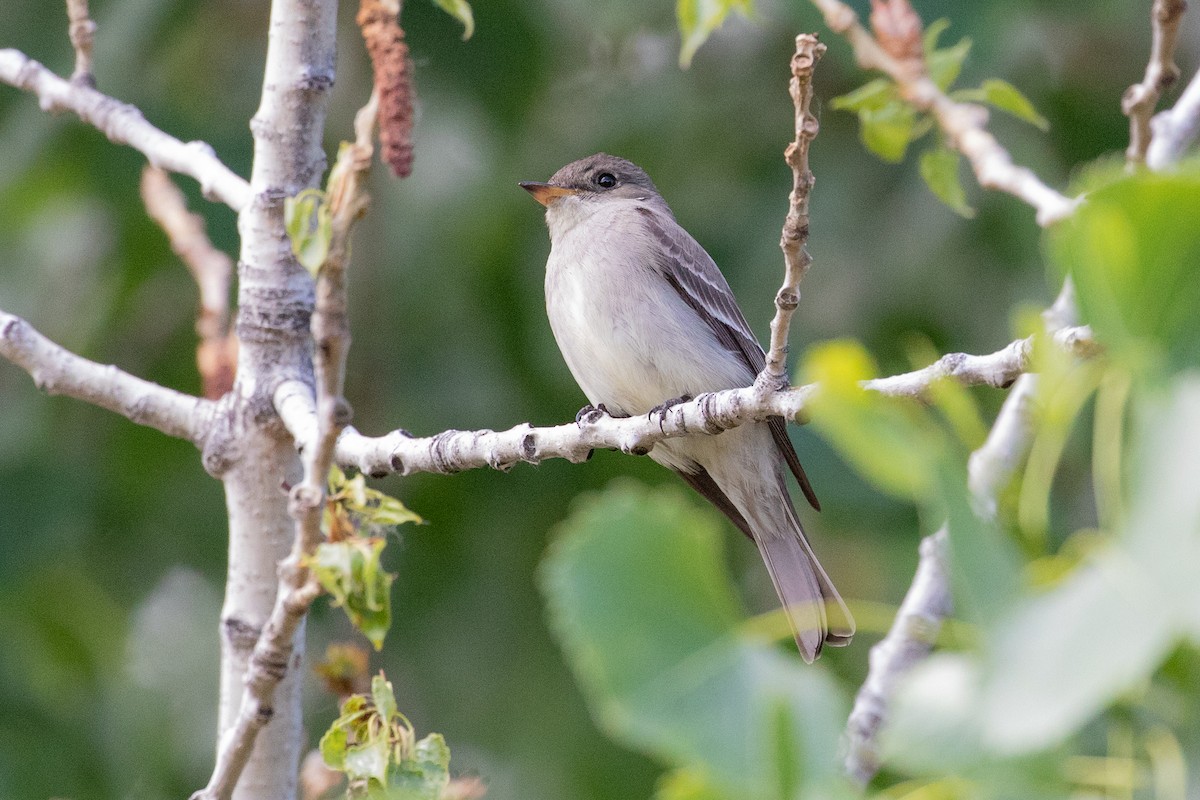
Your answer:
[521,153,854,662]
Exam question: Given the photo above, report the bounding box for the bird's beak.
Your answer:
[519,181,578,207]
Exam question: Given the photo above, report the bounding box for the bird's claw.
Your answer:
[648,394,693,432]
[575,402,613,425]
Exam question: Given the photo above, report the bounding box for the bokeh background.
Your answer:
[1,1,1196,798]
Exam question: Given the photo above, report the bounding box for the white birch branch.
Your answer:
[65,0,97,87]
[0,309,214,445]
[273,326,1095,479]
[1147,66,1200,170]
[1122,0,1188,167]
[0,49,252,212]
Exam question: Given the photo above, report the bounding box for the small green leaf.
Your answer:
[676,0,752,68]
[960,79,1049,131]
[309,539,395,649]
[830,78,898,113]
[919,143,975,217]
[284,188,332,277]
[345,736,391,785]
[378,734,451,800]
[372,673,397,723]
[319,723,349,769]
[922,18,951,54]
[432,0,474,40]
[655,769,727,800]
[927,33,972,91]
[859,100,921,163]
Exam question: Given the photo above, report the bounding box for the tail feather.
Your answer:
[752,479,855,663]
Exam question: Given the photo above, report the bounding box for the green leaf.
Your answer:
[284,188,332,277]
[676,0,752,68]
[345,736,391,785]
[376,734,451,800]
[859,101,921,163]
[372,673,398,724]
[919,143,975,217]
[540,482,848,799]
[975,79,1049,131]
[654,768,727,800]
[802,341,938,499]
[1047,170,1200,375]
[319,723,350,770]
[309,539,395,649]
[830,78,898,113]
[926,33,972,91]
[884,653,986,772]
[432,0,474,40]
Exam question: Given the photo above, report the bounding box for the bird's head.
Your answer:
[520,153,664,215]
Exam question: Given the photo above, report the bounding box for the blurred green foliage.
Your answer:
[1,1,1197,799]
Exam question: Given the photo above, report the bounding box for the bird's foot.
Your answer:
[648,394,693,432]
[575,403,615,425]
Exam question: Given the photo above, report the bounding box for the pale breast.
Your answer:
[544,201,752,415]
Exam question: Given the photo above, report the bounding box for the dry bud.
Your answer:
[869,0,924,63]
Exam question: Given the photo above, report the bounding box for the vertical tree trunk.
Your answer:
[208,1,338,798]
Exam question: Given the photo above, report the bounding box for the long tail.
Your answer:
[749,476,854,663]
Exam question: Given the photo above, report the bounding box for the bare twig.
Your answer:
[0,49,251,211]
[759,33,826,392]
[65,0,97,87]
[1122,0,1188,167]
[272,326,1096,479]
[0,309,214,445]
[141,166,237,399]
[1148,67,1200,169]
[808,0,1078,226]
[196,90,382,800]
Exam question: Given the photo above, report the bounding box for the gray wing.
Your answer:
[636,206,820,511]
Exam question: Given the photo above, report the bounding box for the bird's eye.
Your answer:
[595,172,617,189]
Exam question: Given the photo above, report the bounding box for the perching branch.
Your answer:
[0,49,252,211]
[807,0,1079,226]
[760,33,825,389]
[0,309,215,445]
[141,166,236,399]
[1122,0,1188,167]
[1147,66,1200,170]
[272,325,1096,479]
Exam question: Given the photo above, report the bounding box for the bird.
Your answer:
[520,153,854,662]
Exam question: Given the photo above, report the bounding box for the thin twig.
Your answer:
[0,49,251,211]
[760,33,826,390]
[0,309,214,445]
[64,0,97,87]
[1122,0,1188,168]
[140,166,236,399]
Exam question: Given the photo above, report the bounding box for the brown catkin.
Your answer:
[357,0,415,178]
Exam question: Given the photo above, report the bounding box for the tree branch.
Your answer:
[807,0,1079,226]
[1122,0,1188,167]
[273,326,1095,479]
[0,309,215,445]
[1147,66,1200,170]
[141,166,237,399]
[0,49,252,211]
[843,285,1082,784]
[760,33,825,389]
[65,0,97,87]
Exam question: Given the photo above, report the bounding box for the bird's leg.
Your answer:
[649,394,693,432]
